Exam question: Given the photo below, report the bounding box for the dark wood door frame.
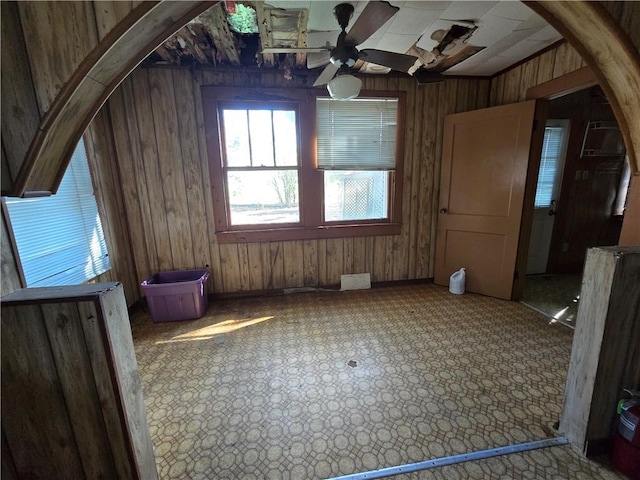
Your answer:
[512,67,599,300]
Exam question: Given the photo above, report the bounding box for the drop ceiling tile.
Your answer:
[387,7,441,34]
[471,14,521,46]
[514,13,548,32]
[462,55,511,75]
[404,1,451,10]
[356,14,397,39]
[483,28,538,54]
[440,1,497,21]
[376,32,420,54]
[498,38,547,59]
[264,1,311,9]
[307,2,346,31]
[485,1,533,22]
[308,30,340,47]
[527,24,562,42]
[357,37,380,50]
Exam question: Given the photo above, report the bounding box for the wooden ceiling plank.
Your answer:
[255,3,274,67]
[197,4,240,66]
[155,44,180,64]
[181,26,210,64]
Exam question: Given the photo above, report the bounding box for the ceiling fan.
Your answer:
[263,1,421,100]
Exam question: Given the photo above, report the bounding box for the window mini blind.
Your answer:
[316,97,398,170]
[3,138,111,287]
[534,125,566,208]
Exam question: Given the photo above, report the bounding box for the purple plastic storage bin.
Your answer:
[141,269,209,322]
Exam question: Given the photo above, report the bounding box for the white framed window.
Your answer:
[2,138,111,287]
[534,120,570,208]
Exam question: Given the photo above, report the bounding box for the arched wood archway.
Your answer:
[12,0,640,197]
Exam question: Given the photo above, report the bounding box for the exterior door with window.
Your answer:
[434,100,539,300]
[526,120,569,274]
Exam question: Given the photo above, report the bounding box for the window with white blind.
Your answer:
[534,120,569,208]
[202,87,405,242]
[2,138,111,287]
[317,97,398,222]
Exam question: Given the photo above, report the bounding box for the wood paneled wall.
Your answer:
[0,1,139,190]
[489,42,588,107]
[105,68,490,294]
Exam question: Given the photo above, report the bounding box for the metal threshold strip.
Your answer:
[327,436,569,480]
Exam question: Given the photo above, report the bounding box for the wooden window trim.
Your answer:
[202,86,405,244]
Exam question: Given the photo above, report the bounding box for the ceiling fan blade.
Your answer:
[358,49,419,73]
[313,63,339,87]
[262,47,331,54]
[345,1,399,46]
[307,51,331,69]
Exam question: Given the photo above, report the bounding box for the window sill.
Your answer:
[215,223,402,243]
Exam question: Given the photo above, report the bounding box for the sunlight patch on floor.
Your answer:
[155,315,274,344]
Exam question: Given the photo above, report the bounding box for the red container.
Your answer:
[611,434,640,479]
[141,269,209,322]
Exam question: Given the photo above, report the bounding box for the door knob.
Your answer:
[548,209,556,216]
[440,208,448,214]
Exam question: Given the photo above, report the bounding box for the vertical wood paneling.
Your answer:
[502,65,523,104]
[237,243,251,290]
[352,237,366,274]
[147,69,195,270]
[218,244,241,292]
[492,42,587,107]
[325,238,343,285]
[519,56,541,101]
[84,108,138,304]
[1,2,41,188]
[92,1,136,39]
[18,1,99,113]
[406,79,419,279]
[1,216,22,297]
[192,70,223,292]
[105,68,494,293]
[429,79,458,277]
[302,240,318,286]
[343,238,354,275]
[247,243,264,291]
[283,241,305,288]
[419,83,440,278]
[317,239,328,286]
[107,87,153,283]
[129,72,174,273]
[172,70,212,270]
[40,302,116,478]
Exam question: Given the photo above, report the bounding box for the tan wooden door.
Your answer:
[435,100,538,300]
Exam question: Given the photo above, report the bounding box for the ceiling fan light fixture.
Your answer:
[327,74,362,100]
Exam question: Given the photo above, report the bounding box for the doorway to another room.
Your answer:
[522,86,630,328]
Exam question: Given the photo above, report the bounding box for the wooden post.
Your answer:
[560,246,640,455]
[1,283,157,479]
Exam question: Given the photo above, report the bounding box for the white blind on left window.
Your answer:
[3,138,111,287]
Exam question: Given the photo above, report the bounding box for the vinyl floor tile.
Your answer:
[131,284,622,479]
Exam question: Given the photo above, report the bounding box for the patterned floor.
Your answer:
[131,284,622,479]
[521,274,582,328]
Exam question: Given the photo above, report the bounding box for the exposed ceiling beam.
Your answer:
[255,2,274,67]
[296,10,308,68]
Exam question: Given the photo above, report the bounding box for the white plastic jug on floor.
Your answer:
[449,267,466,294]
